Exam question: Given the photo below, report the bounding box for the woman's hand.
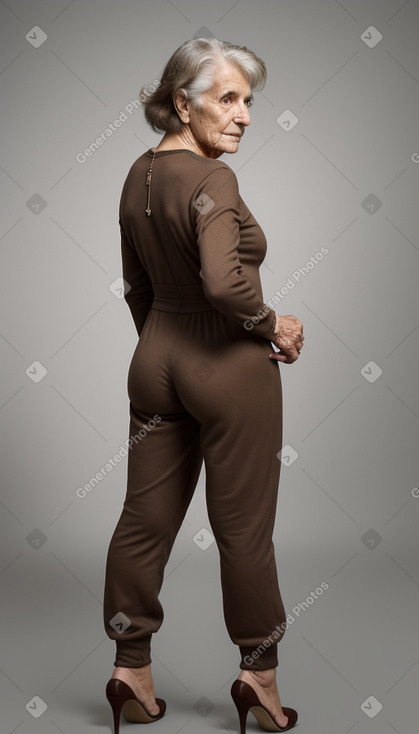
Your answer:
[269,314,304,364]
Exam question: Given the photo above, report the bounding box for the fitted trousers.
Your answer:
[103,286,287,671]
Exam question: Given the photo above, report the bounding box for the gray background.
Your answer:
[1,0,418,732]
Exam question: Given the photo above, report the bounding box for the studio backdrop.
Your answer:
[1,1,418,733]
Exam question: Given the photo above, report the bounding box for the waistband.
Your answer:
[151,284,215,313]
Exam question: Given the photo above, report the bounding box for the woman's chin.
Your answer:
[217,140,240,154]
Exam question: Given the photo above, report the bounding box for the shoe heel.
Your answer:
[232,694,251,734]
[231,678,298,733]
[105,688,125,734]
[105,678,166,730]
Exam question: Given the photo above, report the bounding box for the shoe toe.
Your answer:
[282,707,298,729]
[156,697,166,716]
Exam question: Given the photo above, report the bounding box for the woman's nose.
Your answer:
[234,103,251,126]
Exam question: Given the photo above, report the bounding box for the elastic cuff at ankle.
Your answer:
[239,642,278,671]
[114,634,152,668]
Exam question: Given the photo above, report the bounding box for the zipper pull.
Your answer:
[145,152,156,216]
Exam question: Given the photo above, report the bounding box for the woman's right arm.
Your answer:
[270,313,304,364]
[192,165,277,340]
[192,164,304,360]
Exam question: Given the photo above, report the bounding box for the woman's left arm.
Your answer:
[120,220,154,338]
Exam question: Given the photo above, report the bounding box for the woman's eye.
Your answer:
[220,97,252,107]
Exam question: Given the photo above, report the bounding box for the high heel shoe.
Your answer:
[231,679,298,733]
[105,678,166,734]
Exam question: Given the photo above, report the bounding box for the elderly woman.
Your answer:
[103,38,303,734]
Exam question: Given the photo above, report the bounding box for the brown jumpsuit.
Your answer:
[103,148,287,671]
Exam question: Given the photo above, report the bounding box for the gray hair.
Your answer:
[140,38,267,133]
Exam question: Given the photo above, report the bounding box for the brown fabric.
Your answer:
[103,149,287,671]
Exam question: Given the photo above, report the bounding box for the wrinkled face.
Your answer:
[186,60,253,155]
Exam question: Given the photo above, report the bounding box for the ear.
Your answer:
[173,89,190,124]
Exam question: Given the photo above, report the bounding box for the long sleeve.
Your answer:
[120,220,154,338]
[192,165,277,341]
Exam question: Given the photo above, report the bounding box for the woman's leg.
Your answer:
[190,335,291,727]
[171,325,287,671]
[172,329,291,725]
[103,404,203,668]
[201,350,286,671]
